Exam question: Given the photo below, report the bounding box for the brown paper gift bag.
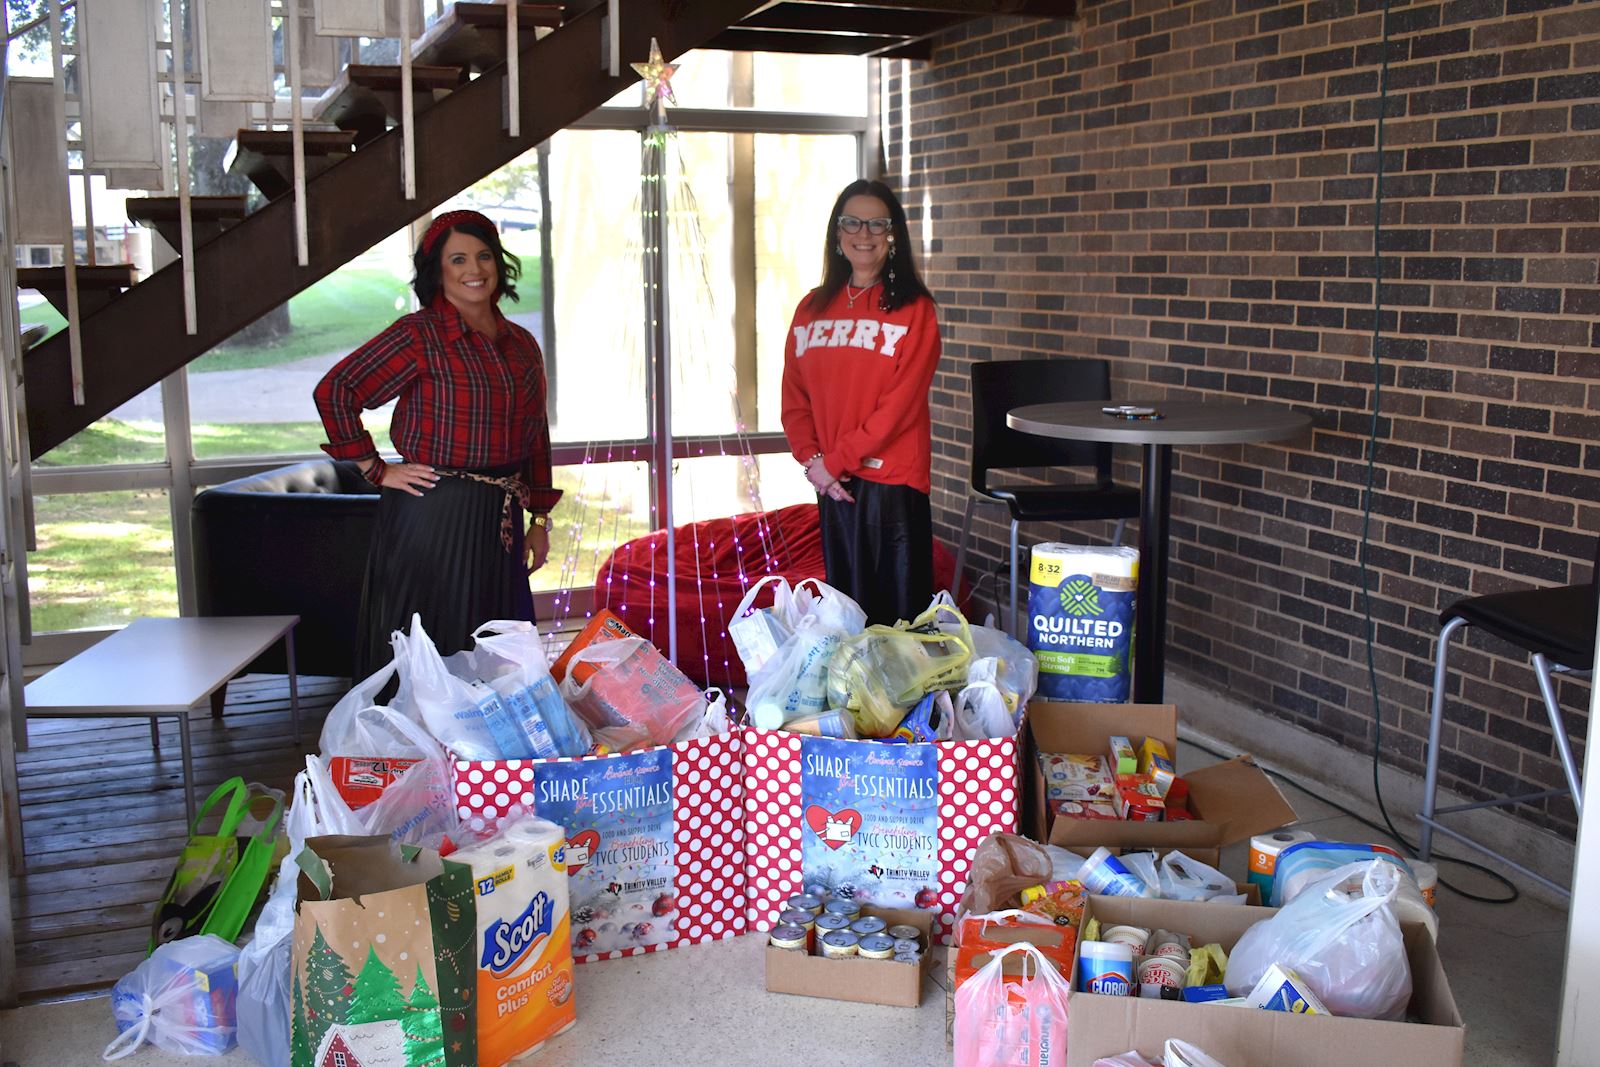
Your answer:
[290,836,477,1067]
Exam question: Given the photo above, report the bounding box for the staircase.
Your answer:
[22,0,765,459]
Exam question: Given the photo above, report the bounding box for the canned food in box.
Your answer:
[819,930,860,959]
[886,924,921,944]
[823,898,861,919]
[858,933,896,960]
[769,924,809,952]
[815,913,851,935]
[849,916,887,937]
[787,893,824,916]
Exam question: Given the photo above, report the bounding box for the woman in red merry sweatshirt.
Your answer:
[781,179,941,625]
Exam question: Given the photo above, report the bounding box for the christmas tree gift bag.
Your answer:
[290,836,477,1067]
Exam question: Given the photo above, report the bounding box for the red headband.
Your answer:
[420,209,497,255]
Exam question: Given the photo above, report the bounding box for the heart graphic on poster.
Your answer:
[565,829,601,872]
[804,805,862,850]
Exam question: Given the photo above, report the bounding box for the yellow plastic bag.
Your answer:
[827,623,972,737]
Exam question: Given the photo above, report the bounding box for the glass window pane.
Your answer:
[753,53,868,115]
[28,489,176,631]
[35,384,167,466]
[187,228,414,460]
[548,129,646,442]
[666,132,737,437]
[671,451,813,524]
[533,458,649,596]
[754,133,860,433]
[438,146,547,351]
[669,50,731,109]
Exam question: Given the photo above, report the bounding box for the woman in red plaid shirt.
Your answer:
[315,210,561,679]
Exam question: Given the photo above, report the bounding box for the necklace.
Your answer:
[845,279,877,308]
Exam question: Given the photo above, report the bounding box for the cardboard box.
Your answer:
[1024,702,1297,852]
[764,905,933,1008]
[1067,896,1464,1067]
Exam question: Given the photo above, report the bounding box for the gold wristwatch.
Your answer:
[531,514,549,528]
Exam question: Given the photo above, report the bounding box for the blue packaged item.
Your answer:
[108,935,241,1057]
[1182,983,1231,1004]
[1026,544,1139,703]
[885,691,945,744]
[473,686,537,759]
[1270,840,1410,907]
[1076,846,1156,898]
[1077,940,1134,996]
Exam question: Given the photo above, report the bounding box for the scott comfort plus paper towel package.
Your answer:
[1026,543,1139,703]
[450,815,576,1065]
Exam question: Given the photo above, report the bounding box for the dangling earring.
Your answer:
[836,243,843,256]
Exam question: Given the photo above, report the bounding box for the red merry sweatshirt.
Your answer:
[780,285,942,494]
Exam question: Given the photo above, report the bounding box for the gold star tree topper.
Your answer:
[632,37,678,116]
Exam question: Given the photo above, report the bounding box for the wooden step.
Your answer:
[225,128,357,201]
[124,194,251,251]
[412,2,563,72]
[16,264,140,318]
[313,63,465,147]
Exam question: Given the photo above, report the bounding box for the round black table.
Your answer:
[1006,399,1313,702]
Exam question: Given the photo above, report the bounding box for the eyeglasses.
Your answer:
[837,215,893,235]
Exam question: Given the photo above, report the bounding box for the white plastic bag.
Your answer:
[676,687,731,743]
[728,575,798,676]
[463,620,593,757]
[746,613,845,724]
[954,942,1071,1067]
[1165,1040,1233,1067]
[1092,1054,1159,1067]
[395,614,524,760]
[105,935,242,1059]
[317,639,415,756]
[1225,859,1413,1020]
[558,636,707,750]
[235,854,297,1067]
[791,576,868,633]
[1160,850,1247,904]
[304,708,460,849]
[953,657,1017,740]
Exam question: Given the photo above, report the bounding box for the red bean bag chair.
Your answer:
[592,502,967,687]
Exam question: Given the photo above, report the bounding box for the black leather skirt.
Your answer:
[817,478,933,628]
[352,461,534,681]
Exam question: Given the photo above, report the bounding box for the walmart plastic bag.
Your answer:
[1226,859,1413,1020]
[105,936,242,1059]
[1160,850,1246,904]
[396,614,527,760]
[747,613,847,726]
[463,620,593,757]
[317,641,417,756]
[954,942,1071,1067]
[303,708,459,850]
[728,575,799,676]
[791,577,868,634]
[953,657,1016,740]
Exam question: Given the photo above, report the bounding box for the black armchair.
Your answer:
[191,459,379,678]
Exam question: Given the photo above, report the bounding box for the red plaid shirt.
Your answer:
[314,298,562,514]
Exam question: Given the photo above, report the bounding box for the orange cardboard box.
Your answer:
[550,609,637,684]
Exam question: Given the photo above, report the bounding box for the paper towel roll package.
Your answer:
[451,816,576,1065]
[1026,544,1139,703]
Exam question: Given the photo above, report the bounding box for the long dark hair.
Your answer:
[806,179,932,314]
[412,217,521,307]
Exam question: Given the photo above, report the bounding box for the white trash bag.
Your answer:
[105,935,242,1059]
[1225,859,1413,1020]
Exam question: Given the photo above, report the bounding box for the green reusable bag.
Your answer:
[148,777,283,953]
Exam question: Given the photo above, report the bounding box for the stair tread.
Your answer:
[234,128,358,155]
[124,195,250,223]
[17,264,139,288]
[345,63,464,91]
[454,2,565,29]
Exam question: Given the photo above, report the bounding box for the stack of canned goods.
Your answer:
[766,887,925,965]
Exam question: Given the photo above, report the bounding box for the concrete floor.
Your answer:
[0,739,1567,1066]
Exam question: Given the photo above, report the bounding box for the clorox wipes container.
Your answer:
[1026,543,1139,703]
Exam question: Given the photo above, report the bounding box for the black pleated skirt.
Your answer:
[352,463,534,681]
[818,478,933,628]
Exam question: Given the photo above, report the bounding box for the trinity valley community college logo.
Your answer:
[1058,579,1101,617]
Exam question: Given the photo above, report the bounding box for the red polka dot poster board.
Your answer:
[452,730,747,963]
[742,728,1018,945]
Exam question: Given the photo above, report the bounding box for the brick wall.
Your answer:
[886,0,1600,835]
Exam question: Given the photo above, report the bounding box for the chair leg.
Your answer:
[1112,518,1127,548]
[1009,519,1022,639]
[1418,616,1467,861]
[1533,652,1584,818]
[953,496,977,609]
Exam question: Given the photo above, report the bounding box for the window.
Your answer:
[27,490,176,631]
[333,1052,348,1067]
